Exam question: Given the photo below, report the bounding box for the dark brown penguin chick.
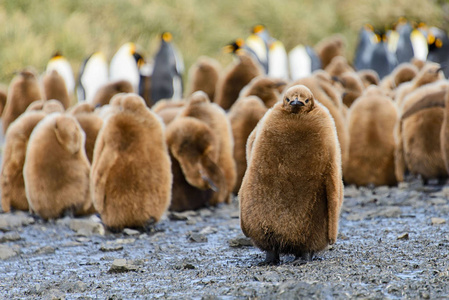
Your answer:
[1,110,46,212]
[239,84,343,265]
[395,81,449,183]
[90,80,134,107]
[152,99,185,125]
[90,93,172,231]
[2,68,44,134]
[228,95,267,193]
[315,34,345,69]
[166,116,227,211]
[344,87,398,186]
[239,76,284,108]
[357,70,380,88]
[42,69,71,109]
[23,113,93,219]
[178,91,236,203]
[187,56,222,101]
[325,56,354,77]
[215,52,263,110]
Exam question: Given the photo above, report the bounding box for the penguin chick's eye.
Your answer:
[305,99,309,103]
[286,98,290,103]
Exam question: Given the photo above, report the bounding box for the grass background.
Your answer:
[0,0,447,86]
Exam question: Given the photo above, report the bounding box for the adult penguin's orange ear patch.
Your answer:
[54,116,81,155]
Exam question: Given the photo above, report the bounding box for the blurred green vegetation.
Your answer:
[0,0,446,85]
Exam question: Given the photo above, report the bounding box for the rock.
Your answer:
[114,238,136,244]
[188,233,207,243]
[169,211,198,221]
[0,212,35,231]
[429,198,447,205]
[0,232,21,243]
[68,219,105,236]
[431,218,446,225]
[100,244,123,252]
[43,288,65,300]
[123,228,140,236]
[344,185,362,198]
[397,233,409,240]
[199,226,218,235]
[198,209,213,218]
[34,246,55,255]
[254,271,280,282]
[229,235,253,247]
[0,245,19,260]
[186,218,197,225]
[108,259,138,273]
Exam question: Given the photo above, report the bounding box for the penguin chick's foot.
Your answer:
[258,250,280,266]
[290,251,314,266]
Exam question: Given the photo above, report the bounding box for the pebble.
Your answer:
[114,238,136,244]
[397,233,409,240]
[123,228,140,236]
[229,235,253,247]
[169,211,198,221]
[108,259,138,273]
[68,219,105,236]
[0,212,35,231]
[188,233,207,243]
[0,244,19,260]
[100,244,123,252]
[431,218,446,225]
[199,226,218,235]
[0,231,21,243]
[34,246,55,255]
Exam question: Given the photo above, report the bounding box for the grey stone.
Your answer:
[123,228,140,236]
[68,219,105,236]
[188,233,207,243]
[229,235,253,247]
[0,231,21,243]
[34,246,55,255]
[431,218,446,225]
[100,244,123,252]
[0,212,35,231]
[397,233,409,240]
[108,259,138,273]
[169,211,198,221]
[0,245,19,260]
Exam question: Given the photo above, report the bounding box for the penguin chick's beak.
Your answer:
[289,99,304,114]
[200,170,219,192]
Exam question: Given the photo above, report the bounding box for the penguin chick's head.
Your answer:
[282,85,315,114]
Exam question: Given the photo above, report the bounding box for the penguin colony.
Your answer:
[1,20,449,265]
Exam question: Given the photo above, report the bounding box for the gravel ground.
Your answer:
[0,178,449,299]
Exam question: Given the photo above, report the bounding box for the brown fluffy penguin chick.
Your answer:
[25,99,65,114]
[239,76,284,108]
[315,34,345,69]
[152,99,185,125]
[67,102,95,115]
[395,82,449,183]
[215,53,263,110]
[380,63,418,97]
[440,88,449,174]
[1,110,46,212]
[357,70,379,88]
[166,116,227,211]
[187,56,222,101]
[228,96,267,193]
[0,86,7,116]
[344,87,398,186]
[90,94,172,231]
[178,91,236,203]
[23,113,93,219]
[42,69,71,109]
[395,63,445,109]
[72,112,103,164]
[334,71,365,107]
[325,56,354,77]
[411,58,426,70]
[2,68,44,134]
[239,85,343,265]
[90,80,134,107]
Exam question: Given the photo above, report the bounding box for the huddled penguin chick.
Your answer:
[228,95,267,193]
[215,46,264,110]
[1,110,47,212]
[395,81,449,183]
[90,93,172,231]
[239,76,284,108]
[187,56,221,101]
[178,91,236,203]
[166,116,227,211]
[333,71,365,107]
[344,87,398,186]
[315,34,345,70]
[152,99,185,125]
[90,80,134,107]
[42,69,71,109]
[325,56,354,77]
[25,99,65,114]
[23,113,93,220]
[2,68,44,134]
[357,70,379,88]
[239,85,343,265]
[0,85,8,116]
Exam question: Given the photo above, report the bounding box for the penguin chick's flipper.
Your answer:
[258,250,280,266]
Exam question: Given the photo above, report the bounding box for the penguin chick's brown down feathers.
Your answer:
[90,93,172,230]
[239,85,343,265]
[23,113,93,220]
[90,80,134,107]
[187,56,222,101]
[42,69,71,109]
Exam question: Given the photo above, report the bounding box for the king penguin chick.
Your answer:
[178,91,236,203]
[166,116,227,211]
[357,70,379,88]
[23,113,93,219]
[2,68,44,134]
[90,80,134,107]
[46,52,75,99]
[344,86,398,186]
[42,69,71,109]
[151,32,184,105]
[77,52,109,102]
[0,100,63,213]
[228,95,267,193]
[239,85,343,265]
[187,56,221,101]
[90,93,172,231]
[315,34,345,70]
[239,76,284,108]
[215,39,264,110]
[0,85,7,116]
